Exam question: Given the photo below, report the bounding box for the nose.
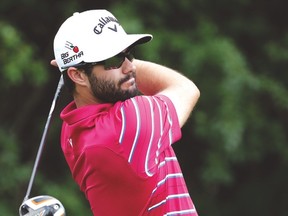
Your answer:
[121,58,136,74]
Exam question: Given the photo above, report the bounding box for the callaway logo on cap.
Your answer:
[53,9,152,72]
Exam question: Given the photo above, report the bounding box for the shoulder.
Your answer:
[118,95,176,113]
[113,95,179,128]
[111,95,177,121]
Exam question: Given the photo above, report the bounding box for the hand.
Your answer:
[50,59,58,67]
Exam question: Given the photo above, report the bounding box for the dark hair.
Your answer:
[62,65,94,93]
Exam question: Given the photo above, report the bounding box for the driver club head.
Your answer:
[19,195,65,216]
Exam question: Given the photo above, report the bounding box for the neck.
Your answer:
[73,90,101,108]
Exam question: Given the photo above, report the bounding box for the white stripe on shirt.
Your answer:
[151,173,184,194]
[148,193,191,211]
[119,106,126,144]
[164,209,197,216]
[128,98,141,163]
[160,98,173,145]
[144,96,155,177]
[158,157,178,168]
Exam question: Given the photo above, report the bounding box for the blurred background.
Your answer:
[1,0,288,215]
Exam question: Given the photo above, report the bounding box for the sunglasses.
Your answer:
[62,51,134,70]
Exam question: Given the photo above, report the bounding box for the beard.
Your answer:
[88,71,141,103]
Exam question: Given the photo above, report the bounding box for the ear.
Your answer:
[50,59,58,67]
[67,67,89,87]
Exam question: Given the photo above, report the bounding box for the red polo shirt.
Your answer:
[60,95,198,216]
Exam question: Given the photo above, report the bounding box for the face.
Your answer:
[87,59,141,103]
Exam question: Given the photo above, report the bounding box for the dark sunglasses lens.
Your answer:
[103,52,134,70]
[127,52,134,61]
[104,55,123,70]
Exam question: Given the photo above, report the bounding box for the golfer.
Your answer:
[53,9,200,216]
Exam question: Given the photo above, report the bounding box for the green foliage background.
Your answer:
[0,0,287,215]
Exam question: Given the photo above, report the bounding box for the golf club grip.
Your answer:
[23,75,64,202]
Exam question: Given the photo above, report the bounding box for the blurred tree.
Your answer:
[0,0,287,215]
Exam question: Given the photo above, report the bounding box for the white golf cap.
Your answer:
[53,9,152,72]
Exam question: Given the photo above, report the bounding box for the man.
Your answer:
[53,9,200,216]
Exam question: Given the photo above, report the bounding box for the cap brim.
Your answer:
[84,34,152,63]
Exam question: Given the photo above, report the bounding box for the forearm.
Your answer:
[134,59,188,95]
[134,59,200,127]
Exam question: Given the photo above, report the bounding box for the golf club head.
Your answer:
[19,195,65,216]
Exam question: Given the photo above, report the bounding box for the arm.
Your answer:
[134,59,200,128]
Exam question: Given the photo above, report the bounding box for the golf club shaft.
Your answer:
[23,75,64,202]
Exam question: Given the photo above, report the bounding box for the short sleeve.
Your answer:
[114,95,182,177]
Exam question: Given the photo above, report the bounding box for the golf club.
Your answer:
[19,195,65,216]
[19,74,65,216]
